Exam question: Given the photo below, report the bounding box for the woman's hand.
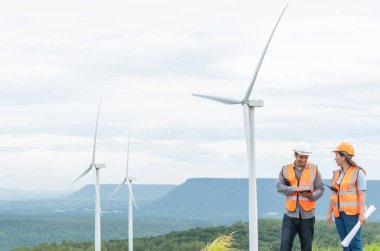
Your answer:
[326,213,333,225]
[359,213,366,225]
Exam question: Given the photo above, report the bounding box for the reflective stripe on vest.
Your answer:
[331,166,363,217]
[283,163,317,212]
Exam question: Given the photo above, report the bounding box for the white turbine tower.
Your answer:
[109,129,138,251]
[72,99,105,251]
[192,5,287,251]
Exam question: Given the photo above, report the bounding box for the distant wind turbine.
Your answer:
[109,129,138,251]
[72,99,105,251]
[192,5,288,251]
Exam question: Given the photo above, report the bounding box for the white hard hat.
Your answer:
[293,141,312,156]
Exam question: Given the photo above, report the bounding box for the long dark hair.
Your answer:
[338,151,360,168]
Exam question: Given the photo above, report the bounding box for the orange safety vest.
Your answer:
[282,162,317,212]
[330,166,365,217]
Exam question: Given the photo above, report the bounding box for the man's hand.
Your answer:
[293,187,313,199]
[293,187,303,193]
[298,190,313,199]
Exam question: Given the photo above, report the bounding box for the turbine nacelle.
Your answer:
[95,163,106,169]
[192,94,264,107]
[248,100,264,107]
[128,177,136,182]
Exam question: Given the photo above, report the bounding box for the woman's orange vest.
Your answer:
[330,166,365,217]
[282,163,317,212]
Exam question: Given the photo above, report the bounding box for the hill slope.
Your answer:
[145,178,380,221]
[68,184,176,202]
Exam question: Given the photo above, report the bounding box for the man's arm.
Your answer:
[276,170,295,195]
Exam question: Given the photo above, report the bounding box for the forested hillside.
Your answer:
[12,220,380,251]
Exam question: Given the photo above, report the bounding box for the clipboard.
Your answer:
[297,190,311,194]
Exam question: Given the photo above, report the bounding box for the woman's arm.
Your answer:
[358,190,366,224]
[357,169,366,224]
[327,197,334,224]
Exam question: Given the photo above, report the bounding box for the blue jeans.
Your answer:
[335,211,362,251]
[280,214,315,251]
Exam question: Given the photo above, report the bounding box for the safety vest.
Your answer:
[330,166,365,217]
[282,163,317,212]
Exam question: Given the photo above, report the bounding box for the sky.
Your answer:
[0,0,379,190]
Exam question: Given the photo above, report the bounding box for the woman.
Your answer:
[327,142,366,251]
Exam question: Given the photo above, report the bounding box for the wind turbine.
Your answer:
[109,129,138,251]
[72,99,106,251]
[192,5,287,251]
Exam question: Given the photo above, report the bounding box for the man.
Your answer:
[276,141,324,251]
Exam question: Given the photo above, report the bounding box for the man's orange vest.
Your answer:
[282,162,317,212]
[330,166,365,217]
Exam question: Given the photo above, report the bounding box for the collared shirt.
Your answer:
[276,162,324,219]
[336,167,366,190]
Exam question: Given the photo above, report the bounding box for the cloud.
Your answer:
[197,140,246,159]
[0,0,379,189]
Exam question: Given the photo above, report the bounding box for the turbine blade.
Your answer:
[127,181,138,210]
[244,4,288,101]
[91,98,102,166]
[192,94,241,105]
[71,165,92,186]
[108,178,127,199]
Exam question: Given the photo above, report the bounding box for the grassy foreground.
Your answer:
[12,220,380,251]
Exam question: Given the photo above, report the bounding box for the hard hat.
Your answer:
[332,142,355,156]
[293,141,312,156]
